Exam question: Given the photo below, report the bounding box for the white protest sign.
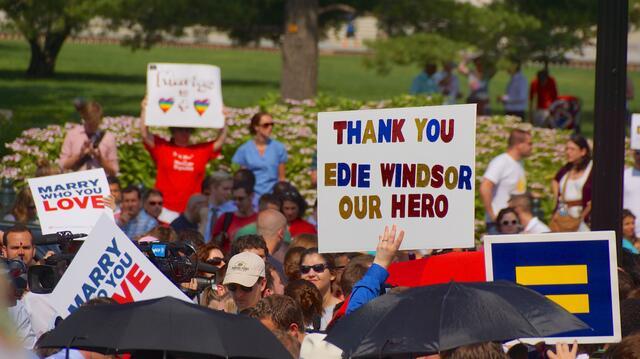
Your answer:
[28,168,113,235]
[484,231,620,344]
[317,104,476,253]
[50,215,191,318]
[145,63,224,128]
[631,114,640,150]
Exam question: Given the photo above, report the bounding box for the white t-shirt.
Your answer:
[483,153,526,220]
[624,166,640,237]
[21,292,58,340]
[524,217,551,234]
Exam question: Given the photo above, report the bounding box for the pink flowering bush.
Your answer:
[0,94,586,237]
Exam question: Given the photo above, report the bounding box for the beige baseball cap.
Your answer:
[223,252,265,287]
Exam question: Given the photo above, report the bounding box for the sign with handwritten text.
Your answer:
[28,169,113,235]
[145,63,224,128]
[317,104,476,252]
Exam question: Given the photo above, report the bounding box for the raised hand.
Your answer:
[373,225,405,270]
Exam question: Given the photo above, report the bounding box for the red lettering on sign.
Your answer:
[41,195,106,211]
[43,201,57,212]
[126,263,151,293]
[111,280,134,304]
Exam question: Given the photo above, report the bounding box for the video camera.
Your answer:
[28,232,218,294]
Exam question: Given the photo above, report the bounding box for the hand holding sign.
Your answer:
[373,225,405,269]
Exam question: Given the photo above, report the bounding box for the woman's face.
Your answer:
[565,140,587,165]
[254,114,274,138]
[300,253,334,296]
[499,212,520,234]
[623,216,636,239]
[282,200,300,222]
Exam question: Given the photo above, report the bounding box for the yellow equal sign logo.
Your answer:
[515,265,590,314]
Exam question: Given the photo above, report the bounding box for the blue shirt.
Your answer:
[346,263,389,315]
[232,139,288,196]
[504,71,528,112]
[623,239,639,254]
[410,72,438,95]
[120,210,158,239]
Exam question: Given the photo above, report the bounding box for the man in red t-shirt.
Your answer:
[529,69,558,126]
[212,181,258,253]
[140,97,227,223]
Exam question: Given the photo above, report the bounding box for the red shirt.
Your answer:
[288,218,317,237]
[145,135,219,212]
[212,212,258,251]
[530,76,558,110]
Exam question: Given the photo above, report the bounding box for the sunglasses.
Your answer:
[259,122,275,128]
[148,201,163,206]
[227,283,253,293]
[501,220,518,226]
[205,257,224,266]
[300,263,329,274]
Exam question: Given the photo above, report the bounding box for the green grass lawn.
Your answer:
[1,39,639,156]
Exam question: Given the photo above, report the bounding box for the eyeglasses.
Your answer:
[501,220,518,226]
[259,122,275,128]
[300,263,329,274]
[205,257,224,266]
[227,283,253,293]
[147,201,163,206]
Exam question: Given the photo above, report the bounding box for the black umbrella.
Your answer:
[326,280,590,358]
[38,296,291,358]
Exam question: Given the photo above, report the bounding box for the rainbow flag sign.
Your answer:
[145,63,224,128]
[484,231,621,344]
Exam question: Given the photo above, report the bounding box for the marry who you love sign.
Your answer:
[145,63,224,128]
[317,104,476,253]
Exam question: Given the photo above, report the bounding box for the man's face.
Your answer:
[518,135,533,158]
[5,231,35,265]
[227,278,265,312]
[270,269,285,295]
[122,192,142,217]
[244,248,267,261]
[144,194,163,219]
[109,183,122,205]
[233,188,253,214]
[211,180,233,205]
[282,200,299,223]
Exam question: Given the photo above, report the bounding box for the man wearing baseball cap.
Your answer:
[223,251,267,313]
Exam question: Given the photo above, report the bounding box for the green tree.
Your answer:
[0,0,108,77]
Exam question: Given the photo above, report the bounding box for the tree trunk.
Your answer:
[280,0,318,100]
[26,32,67,78]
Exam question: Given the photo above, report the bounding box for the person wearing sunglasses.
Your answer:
[223,251,267,313]
[232,112,288,197]
[3,187,38,226]
[299,248,341,331]
[143,189,165,225]
[495,207,522,235]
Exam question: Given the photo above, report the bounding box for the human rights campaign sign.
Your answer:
[484,231,621,344]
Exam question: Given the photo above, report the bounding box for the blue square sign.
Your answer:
[484,231,621,343]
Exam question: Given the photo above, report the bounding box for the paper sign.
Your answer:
[28,169,113,235]
[317,104,476,252]
[145,63,224,128]
[484,231,621,344]
[50,215,190,317]
[631,114,640,150]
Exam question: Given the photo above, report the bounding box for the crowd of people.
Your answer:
[2,88,640,358]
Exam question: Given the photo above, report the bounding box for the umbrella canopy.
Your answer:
[326,280,590,358]
[39,296,291,359]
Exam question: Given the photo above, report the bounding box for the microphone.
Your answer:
[33,232,87,246]
[196,261,219,274]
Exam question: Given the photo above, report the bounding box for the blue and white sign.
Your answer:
[484,231,620,344]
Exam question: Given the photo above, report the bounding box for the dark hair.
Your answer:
[258,193,282,211]
[624,209,637,221]
[2,224,33,247]
[177,229,205,248]
[249,112,271,135]
[568,133,591,172]
[144,188,163,202]
[507,129,531,148]
[299,248,335,274]
[231,234,269,258]
[340,255,374,296]
[233,180,254,196]
[76,101,103,124]
[284,246,307,282]
[234,169,256,191]
[142,226,177,243]
[279,190,308,220]
[107,176,120,186]
[122,185,142,199]
[197,242,224,262]
[604,332,640,357]
[264,262,275,292]
[201,175,212,194]
[496,208,520,231]
[507,343,528,359]
[83,297,117,307]
[284,279,323,327]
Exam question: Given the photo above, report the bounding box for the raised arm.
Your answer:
[140,97,154,148]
